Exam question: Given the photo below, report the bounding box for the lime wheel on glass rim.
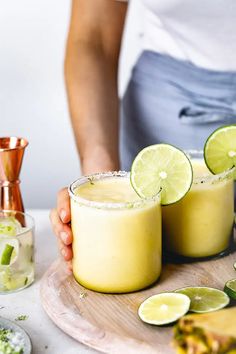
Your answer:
[130,144,193,205]
[204,125,236,178]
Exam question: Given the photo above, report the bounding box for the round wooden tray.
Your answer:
[40,248,236,354]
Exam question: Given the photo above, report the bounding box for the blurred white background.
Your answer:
[0,0,143,208]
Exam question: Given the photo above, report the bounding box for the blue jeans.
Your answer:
[120,51,236,170]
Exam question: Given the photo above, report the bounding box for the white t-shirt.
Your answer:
[119,0,236,71]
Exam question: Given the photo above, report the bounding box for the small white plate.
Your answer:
[0,316,32,353]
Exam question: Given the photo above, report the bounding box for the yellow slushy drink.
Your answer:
[163,151,234,258]
[69,172,162,293]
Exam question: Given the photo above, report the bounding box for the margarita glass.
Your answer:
[0,210,34,294]
[162,151,235,259]
[69,171,162,293]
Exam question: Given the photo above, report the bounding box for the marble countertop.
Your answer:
[0,209,98,354]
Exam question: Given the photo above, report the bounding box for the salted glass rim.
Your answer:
[0,210,35,238]
[185,149,235,184]
[68,171,161,209]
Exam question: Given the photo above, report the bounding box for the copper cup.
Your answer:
[0,137,28,212]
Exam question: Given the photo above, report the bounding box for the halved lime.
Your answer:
[130,144,193,205]
[138,292,190,325]
[204,125,236,179]
[224,279,236,300]
[0,239,19,266]
[175,287,229,313]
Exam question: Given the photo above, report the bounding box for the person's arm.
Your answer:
[65,0,127,174]
[50,0,127,265]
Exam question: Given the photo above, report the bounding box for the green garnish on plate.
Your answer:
[0,328,24,354]
[15,315,28,322]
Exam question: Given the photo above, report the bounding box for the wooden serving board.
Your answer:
[40,242,236,354]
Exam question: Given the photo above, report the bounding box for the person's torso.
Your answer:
[136,0,236,71]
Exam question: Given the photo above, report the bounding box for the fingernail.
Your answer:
[66,267,72,275]
[61,248,66,257]
[60,209,67,221]
[60,232,68,244]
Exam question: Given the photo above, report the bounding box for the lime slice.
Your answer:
[5,275,28,291]
[204,125,236,179]
[224,279,236,300]
[0,239,19,266]
[130,144,193,205]
[138,292,190,325]
[175,287,229,313]
[0,216,22,236]
[0,269,29,291]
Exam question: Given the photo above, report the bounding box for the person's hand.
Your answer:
[50,188,73,269]
[50,155,119,270]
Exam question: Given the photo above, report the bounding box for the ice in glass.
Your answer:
[0,211,34,293]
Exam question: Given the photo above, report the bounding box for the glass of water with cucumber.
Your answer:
[0,210,34,293]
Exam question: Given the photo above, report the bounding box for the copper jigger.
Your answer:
[0,137,28,212]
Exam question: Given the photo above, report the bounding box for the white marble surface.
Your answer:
[0,209,98,354]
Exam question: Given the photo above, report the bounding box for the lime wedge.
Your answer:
[138,292,190,325]
[5,275,28,291]
[0,216,21,236]
[0,270,9,288]
[204,125,236,179]
[175,287,229,313]
[0,239,19,266]
[224,279,236,300]
[0,268,29,291]
[0,225,16,236]
[130,144,193,205]
[1,244,14,265]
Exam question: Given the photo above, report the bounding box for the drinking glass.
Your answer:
[163,150,235,260]
[0,210,34,294]
[69,171,162,293]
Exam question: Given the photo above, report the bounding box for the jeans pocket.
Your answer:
[179,106,236,125]
[178,90,236,125]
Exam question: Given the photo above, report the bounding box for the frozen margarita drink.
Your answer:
[69,172,162,293]
[163,151,234,258]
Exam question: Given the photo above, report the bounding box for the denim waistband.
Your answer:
[131,51,236,124]
[134,51,236,89]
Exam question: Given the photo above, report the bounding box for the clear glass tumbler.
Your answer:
[0,210,34,294]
